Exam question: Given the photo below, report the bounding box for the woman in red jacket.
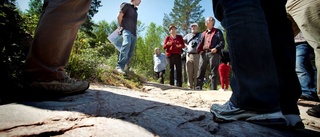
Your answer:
[163,25,185,87]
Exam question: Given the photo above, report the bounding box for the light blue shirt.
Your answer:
[153,53,167,72]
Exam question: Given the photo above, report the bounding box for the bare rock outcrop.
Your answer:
[0,82,319,137]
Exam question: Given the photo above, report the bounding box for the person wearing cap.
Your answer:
[196,17,225,90]
[163,25,186,87]
[183,23,202,89]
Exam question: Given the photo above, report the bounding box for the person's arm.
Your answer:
[153,54,156,65]
[197,32,205,53]
[163,54,167,65]
[117,12,124,27]
[183,35,188,47]
[179,35,186,49]
[153,55,158,72]
[213,29,225,53]
[117,3,127,35]
[163,36,171,50]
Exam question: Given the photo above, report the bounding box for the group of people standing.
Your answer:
[21,0,320,130]
[154,16,230,91]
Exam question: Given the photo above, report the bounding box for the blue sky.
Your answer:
[16,0,221,28]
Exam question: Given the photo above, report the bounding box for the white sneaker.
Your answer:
[116,68,125,74]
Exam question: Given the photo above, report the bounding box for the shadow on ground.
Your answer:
[143,82,191,91]
[0,87,316,137]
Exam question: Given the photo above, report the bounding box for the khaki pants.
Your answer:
[186,53,200,89]
[25,0,92,81]
[286,0,320,94]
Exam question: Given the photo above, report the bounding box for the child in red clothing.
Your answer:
[218,49,231,91]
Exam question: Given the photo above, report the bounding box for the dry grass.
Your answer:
[98,69,148,90]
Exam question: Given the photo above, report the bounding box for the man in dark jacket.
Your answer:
[195,16,225,90]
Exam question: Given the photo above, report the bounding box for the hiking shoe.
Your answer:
[284,114,305,129]
[29,77,89,96]
[116,68,126,75]
[300,95,320,102]
[124,65,130,73]
[246,111,287,127]
[210,100,287,127]
[307,104,320,118]
[210,100,255,121]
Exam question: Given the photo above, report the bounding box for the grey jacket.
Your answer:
[183,32,202,54]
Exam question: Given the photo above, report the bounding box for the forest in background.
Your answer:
[0,0,227,91]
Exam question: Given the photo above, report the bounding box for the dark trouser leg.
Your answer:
[154,72,159,80]
[196,52,209,89]
[160,70,165,84]
[209,53,220,90]
[261,0,301,115]
[169,56,175,86]
[220,0,280,112]
[175,55,183,87]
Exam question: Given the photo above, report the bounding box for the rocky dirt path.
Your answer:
[0,82,319,137]
[142,82,320,131]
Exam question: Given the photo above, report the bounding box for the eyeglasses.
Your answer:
[205,20,214,23]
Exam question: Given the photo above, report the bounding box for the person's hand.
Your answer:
[166,42,172,46]
[118,27,123,35]
[211,48,217,53]
[176,44,182,48]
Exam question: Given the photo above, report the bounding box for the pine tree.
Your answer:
[163,0,204,35]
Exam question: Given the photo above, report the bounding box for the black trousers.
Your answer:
[196,51,220,90]
[154,70,166,84]
[168,54,182,87]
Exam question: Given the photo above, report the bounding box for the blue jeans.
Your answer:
[296,42,317,99]
[116,29,137,70]
[216,0,301,114]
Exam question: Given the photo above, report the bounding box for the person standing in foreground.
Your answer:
[183,23,202,89]
[218,49,230,91]
[24,0,92,96]
[294,32,319,102]
[210,0,304,129]
[163,25,185,87]
[285,0,320,119]
[286,0,320,96]
[153,47,167,84]
[195,17,225,90]
[116,0,141,75]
